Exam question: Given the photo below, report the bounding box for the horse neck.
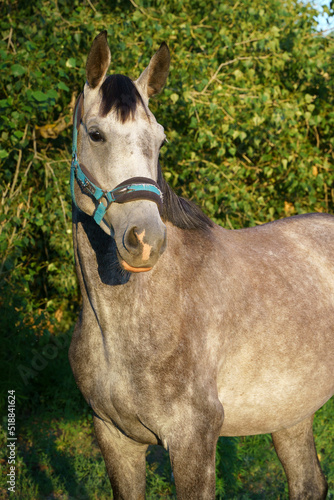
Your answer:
[72,208,224,364]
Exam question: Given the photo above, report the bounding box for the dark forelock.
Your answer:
[99,74,146,122]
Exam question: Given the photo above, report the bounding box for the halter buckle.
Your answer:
[82,179,96,195]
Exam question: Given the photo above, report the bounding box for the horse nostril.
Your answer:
[126,227,139,250]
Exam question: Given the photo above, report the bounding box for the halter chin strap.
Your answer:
[70,92,163,226]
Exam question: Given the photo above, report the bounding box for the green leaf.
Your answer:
[66,58,76,68]
[31,90,48,102]
[305,94,314,104]
[13,131,24,139]
[46,89,58,100]
[57,82,70,91]
[0,99,10,108]
[11,64,26,77]
[0,149,9,159]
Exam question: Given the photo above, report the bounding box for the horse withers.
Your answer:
[69,31,334,499]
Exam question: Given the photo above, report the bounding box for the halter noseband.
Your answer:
[70,92,163,226]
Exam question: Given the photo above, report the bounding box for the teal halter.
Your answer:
[70,93,163,226]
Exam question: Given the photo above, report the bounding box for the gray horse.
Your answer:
[69,31,334,499]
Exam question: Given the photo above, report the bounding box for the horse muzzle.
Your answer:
[109,201,167,273]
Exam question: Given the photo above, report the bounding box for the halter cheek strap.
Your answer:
[70,92,163,226]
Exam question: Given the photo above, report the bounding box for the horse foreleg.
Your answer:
[94,415,148,500]
[168,426,220,500]
[272,415,328,500]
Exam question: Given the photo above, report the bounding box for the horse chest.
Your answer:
[71,298,223,444]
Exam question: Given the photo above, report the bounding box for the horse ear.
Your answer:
[86,31,111,89]
[135,42,170,99]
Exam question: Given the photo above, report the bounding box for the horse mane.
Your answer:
[157,163,213,230]
[100,74,146,122]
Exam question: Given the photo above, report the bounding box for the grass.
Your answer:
[1,316,333,499]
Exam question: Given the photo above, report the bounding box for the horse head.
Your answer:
[71,31,170,273]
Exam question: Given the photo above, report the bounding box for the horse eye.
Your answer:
[89,130,104,142]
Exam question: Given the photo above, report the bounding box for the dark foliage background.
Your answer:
[1,0,333,498]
